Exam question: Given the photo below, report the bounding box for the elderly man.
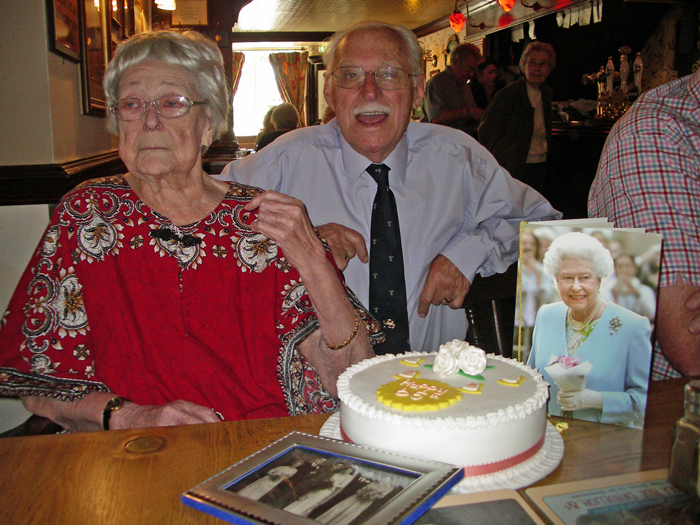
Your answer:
[422,42,484,137]
[217,21,560,354]
[589,67,700,380]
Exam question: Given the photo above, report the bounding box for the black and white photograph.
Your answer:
[226,447,410,524]
[182,432,464,525]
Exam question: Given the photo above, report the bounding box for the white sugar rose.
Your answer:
[432,346,460,377]
[458,345,487,376]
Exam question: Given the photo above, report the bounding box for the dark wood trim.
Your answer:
[0,152,126,206]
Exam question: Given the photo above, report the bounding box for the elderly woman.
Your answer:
[478,42,556,195]
[0,31,378,432]
[527,232,652,427]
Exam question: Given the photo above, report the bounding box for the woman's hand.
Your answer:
[22,393,221,432]
[110,399,222,430]
[557,389,603,411]
[244,191,327,274]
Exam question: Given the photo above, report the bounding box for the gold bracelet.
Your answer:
[325,310,361,350]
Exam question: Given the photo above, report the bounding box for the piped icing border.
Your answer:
[337,352,549,430]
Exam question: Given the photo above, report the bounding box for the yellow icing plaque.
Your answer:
[497,375,525,387]
[459,382,483,395]
[399,357,424,367]
[377,378,462,411]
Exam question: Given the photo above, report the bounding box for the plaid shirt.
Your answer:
[589,69,700,380]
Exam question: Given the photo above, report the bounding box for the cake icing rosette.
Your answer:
[432,339,488,377]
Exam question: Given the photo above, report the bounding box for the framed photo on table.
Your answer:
[182,431,463,525]
[47,0,81,62]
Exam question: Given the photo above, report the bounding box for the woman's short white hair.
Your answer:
[323,20,423,85]
[543,232,614,280]
[103,30,229,141]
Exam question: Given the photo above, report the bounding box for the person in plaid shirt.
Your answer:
[588,67,700,380]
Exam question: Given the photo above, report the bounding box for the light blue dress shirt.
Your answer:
[216,120,560,352]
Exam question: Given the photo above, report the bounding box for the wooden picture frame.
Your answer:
[47,0,81,62]
[79,0,110,115]
[182,431,463,525]
[306,55,326,125]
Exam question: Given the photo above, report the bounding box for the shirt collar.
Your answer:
[337,121,409,186]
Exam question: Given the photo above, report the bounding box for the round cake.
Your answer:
[336,342,549,476]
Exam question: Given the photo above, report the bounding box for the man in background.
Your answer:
[421,42,484,137]
[589,67,700,380]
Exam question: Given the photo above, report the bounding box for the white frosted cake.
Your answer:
[336,341,549,476]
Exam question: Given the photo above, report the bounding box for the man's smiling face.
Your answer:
[324,27,425,163]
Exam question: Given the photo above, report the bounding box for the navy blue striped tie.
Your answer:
[367,164,410,354]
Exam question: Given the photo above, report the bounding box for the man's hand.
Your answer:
[316,223,368,271]
[687,288,700,335]
[656,279,700,376]
[418,254,471,318]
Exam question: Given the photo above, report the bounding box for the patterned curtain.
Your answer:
[231,52,245,99]
[269,52,309,127]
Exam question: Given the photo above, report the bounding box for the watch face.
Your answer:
[107,397,125,410]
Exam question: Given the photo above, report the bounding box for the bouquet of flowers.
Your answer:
[544,355,592,392]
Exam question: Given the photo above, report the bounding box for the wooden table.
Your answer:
[0,378,689,524]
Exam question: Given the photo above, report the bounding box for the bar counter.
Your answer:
[0,377,688,524]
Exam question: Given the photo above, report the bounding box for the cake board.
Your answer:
[319,413,564,494]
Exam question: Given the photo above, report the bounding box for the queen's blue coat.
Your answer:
[527,301,652,427]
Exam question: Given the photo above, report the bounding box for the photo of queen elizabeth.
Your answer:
[526,230,656,428]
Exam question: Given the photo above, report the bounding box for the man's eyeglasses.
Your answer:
[526,59,551,68]
[331,66,417,90]
[111,95,208,121]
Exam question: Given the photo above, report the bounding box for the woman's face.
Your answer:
[476,64,498,87]
[116,59,214,180]
[522,232,537,263]
[522,50,552,87]
[556,257,601,315]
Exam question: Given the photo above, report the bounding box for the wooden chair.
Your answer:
[463,263,517,357]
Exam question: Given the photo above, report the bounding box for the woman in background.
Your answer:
[478,42,556,195]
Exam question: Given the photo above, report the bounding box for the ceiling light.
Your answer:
[156,0,176,11]
[449,1,466,33]
[498,0,516,12]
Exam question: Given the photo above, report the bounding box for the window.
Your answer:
[233,51,284,138]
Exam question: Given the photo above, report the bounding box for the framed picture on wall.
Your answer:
[47,0,81,62]
[79,0,110,115]
[171,0,209,27]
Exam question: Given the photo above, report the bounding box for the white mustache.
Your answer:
[353,103,391,117]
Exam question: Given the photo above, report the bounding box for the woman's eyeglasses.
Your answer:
[111,95,208,121]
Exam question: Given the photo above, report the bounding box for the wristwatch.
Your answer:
[102,396,127,430]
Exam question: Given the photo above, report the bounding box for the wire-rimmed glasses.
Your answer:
[111,95,208,121]
[331,66,417,90]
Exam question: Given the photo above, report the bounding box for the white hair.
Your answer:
[543,232,614,280]
[323,20,423,82]
[103,30,228,141]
